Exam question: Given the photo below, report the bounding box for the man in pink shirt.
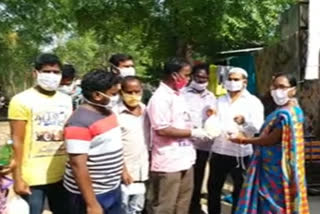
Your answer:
[147,58,209,214]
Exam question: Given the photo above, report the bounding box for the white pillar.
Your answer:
[305,0,320,80]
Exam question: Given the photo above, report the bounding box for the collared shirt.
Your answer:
[212,90,264,157]
[147,82,195,172]
[182,86,216,151]
[117,101,149,182]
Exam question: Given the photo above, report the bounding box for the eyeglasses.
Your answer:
[270,85,291,90]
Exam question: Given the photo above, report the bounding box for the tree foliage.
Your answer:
[0,0,297,96]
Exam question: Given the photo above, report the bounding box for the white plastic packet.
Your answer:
[121,183,146,195]
[6,195,30,214]
[204,115,221,138]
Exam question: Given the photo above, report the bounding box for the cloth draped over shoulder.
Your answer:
[235,106,309,214]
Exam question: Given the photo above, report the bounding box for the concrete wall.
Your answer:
[254,1,320,138]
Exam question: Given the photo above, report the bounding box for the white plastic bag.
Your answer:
[121,183,146,195]
[6,195,29,214]
[204,115,221,138]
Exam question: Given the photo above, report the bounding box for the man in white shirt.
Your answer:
[208,67,264,214]
[182,63,216,214]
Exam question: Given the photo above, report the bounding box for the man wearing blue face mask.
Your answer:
[182,63,216,214]
[208,67,264,214]
[8,53,73,214]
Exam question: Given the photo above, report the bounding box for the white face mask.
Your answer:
[109,94,120,108]
[119,67,135,77]
[84,92,119,110]
[37,72,62,91]
[58,83,75,95]
[84,98,112,110]
[189,80,208,92]
[224,80,243,92]
[271,88,293,106]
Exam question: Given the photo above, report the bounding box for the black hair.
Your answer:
[81,69,121,100]
[192,63,210,75]
[121,76,141,89]
[34,53,62,70]
[273,72,297,87]
[62,64,76,79]
[163,57,190,76]
[109,54,133,67]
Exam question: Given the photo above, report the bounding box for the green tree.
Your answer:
[0,0,71,96]
[71,0,296,61]
[0,0,297,96]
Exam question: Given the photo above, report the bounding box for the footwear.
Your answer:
[222,194,233,204]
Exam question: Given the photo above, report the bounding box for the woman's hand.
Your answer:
[229,135,248,145]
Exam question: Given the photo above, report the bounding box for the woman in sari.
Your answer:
[230,72,309,214]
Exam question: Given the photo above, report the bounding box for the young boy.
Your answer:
[118,76,149,214]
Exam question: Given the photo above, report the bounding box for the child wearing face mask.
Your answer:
[116,76,150,214]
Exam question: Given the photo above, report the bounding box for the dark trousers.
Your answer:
[21,181,67,214]
[208,153,249,214]
[66,186,122,214]
[189,150,210,214]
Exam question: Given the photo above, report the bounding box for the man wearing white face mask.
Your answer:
[109,53,136,77]
[8,53,72,214]
[208,67,264,214]
[108,53,135,110]
[182,63,216,214]
[58,64,83,110]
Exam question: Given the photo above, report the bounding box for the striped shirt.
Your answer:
[63,107,123,195]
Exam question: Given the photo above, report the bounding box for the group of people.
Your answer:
[0,52,310,214]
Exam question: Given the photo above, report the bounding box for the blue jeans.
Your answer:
[21,181,67,214]
[122,192,145,214]
[66,186,122,214]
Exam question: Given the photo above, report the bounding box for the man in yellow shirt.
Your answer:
[8,53,72,214]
